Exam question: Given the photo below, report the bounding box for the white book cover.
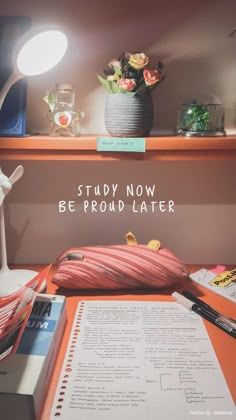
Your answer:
[0,293,66,420]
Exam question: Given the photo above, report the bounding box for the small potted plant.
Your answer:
[98,52,165,137]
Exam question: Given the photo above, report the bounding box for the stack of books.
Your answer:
[0,294,67,420]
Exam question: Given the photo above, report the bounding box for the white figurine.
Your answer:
[0,166,45,296]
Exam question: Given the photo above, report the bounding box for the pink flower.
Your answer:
[143,69,161,86]
[117,78,136,92]
[108,59,121,70]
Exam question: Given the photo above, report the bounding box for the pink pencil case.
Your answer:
[52,232,188,290]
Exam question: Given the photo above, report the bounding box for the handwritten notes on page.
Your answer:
[50,301,235,420]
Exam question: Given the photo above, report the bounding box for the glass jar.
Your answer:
[48,84,83,137]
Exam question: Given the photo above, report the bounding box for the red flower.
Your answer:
[143,69,161,86]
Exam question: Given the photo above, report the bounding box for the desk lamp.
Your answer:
[0,26,68,296]
[0,25,68,110]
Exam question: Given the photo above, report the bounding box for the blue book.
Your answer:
[0,16,31,136]
[0,294,67,420]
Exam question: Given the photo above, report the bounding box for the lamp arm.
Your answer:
[0,72,22,111]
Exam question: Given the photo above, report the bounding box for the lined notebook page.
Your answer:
[50,301,235,420]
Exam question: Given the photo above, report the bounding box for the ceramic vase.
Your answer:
[104,93,153,137]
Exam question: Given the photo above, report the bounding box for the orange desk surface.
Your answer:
[25,265,235,420]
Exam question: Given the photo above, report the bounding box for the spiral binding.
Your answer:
[53,301,85,417]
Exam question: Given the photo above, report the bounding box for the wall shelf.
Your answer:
[0,135,236,161]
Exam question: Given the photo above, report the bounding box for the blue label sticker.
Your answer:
[97,137,146,152]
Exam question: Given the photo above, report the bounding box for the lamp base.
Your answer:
[0,268,47,297]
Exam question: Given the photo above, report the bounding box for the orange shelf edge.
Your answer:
[1,135,236,161]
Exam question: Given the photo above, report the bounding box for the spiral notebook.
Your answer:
[50,300,235,420]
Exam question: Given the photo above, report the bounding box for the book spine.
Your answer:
[35,300,67,419]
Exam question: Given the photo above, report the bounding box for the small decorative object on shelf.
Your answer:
[177,101,226,137]
[43,84,84,137]
[98,52,166,137]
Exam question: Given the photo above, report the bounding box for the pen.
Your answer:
[182,290,236,328]
[172,292,236,339]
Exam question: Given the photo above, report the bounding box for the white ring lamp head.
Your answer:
[14,25,68,77]
[0,25,68,110]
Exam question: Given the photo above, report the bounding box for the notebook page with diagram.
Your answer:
[50,300,235,420]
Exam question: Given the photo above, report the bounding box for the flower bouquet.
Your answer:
[97,52,165,95]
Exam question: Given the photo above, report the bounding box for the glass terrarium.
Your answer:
[177,102,226,137]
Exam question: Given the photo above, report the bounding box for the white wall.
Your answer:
[1,159,235,264]
[1,0,236,134]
